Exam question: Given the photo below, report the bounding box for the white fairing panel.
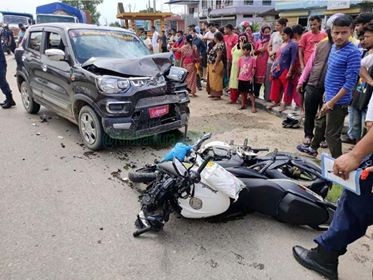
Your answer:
[178,183,230,219]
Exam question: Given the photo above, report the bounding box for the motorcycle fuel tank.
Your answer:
[178,182,230,219]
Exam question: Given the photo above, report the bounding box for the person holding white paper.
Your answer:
[293,117,373,279]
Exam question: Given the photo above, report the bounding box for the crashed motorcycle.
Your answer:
[131,150,336,237]
[197,134,332,198]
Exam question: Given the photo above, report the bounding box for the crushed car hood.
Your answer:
[81,53,173,77]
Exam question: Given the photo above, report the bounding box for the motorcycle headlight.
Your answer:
[96,75,130,94]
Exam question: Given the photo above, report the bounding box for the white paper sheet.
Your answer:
[321,153,361,195]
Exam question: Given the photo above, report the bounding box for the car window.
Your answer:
[68,29,150,64]
[45,32,65,52]
[28,31,43,52]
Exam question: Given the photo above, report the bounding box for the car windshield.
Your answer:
[68,29,150,64]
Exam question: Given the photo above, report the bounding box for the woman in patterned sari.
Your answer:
[207,31,226,99]
[176,34,198,97]
[254,24,271,98]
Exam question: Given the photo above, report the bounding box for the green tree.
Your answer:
[62,0,103,24]
[109,22,122,27]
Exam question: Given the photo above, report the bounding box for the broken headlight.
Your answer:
[166,66,187,82]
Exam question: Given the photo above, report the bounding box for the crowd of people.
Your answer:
[1,14,373,279]
[137,13,373,280]
[139,14,373,159]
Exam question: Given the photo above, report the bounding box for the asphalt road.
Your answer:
[0,56,372,280]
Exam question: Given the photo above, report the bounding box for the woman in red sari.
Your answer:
[175,34,198,97]
[254,24,271,98]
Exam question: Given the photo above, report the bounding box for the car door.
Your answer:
[39,27,73,118]
[23,29,44,101]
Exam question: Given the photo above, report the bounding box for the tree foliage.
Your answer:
[109,22,122,27]
[62,0,103,24]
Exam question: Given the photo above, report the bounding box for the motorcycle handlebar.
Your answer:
[133,226,152,237]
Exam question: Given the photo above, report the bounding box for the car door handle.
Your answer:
[42,64,48,72]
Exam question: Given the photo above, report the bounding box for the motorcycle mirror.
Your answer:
[172,157,188,177]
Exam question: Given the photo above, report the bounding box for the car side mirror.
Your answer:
[172,157,188,177]
[45,48,66,61]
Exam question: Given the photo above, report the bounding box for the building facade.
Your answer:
[199,0,276,28]
[275,0,373,27]
[165,0,277,30]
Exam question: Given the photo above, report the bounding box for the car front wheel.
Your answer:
[78,105,105,150]
[20,81,40,114]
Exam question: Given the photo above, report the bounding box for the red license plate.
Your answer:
[148,105,169,119]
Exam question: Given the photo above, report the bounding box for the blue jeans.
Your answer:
[315,173,373,254]
[347,106,362,140]
[0,63,11,99]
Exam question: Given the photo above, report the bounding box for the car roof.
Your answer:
[28,23,135,34]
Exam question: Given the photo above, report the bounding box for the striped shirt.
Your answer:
[324,42,361,105]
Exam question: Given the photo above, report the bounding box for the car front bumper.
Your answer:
[101,102,189,140]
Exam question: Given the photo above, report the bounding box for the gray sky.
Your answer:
[0,0,184,24]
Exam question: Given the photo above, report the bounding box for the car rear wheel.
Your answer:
[20,81,40,114]
[78,106,105,150]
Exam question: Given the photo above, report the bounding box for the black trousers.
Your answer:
[0,63,12,99]
[304,85,324,138]
[311,104,348,158]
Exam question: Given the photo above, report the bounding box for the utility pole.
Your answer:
[153,0,156,12]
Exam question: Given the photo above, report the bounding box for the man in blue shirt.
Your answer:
[297,15,361,158]
[0,42,15,109]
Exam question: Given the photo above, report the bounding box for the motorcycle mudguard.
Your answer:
[178,182,231,219]
[277,193,330,225]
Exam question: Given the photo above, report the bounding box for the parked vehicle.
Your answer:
[0,11,33,38]
[132,150,336,237]
[15,23,190,150]
[36,2,89,24]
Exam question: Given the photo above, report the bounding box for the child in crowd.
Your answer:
[237,43,257,112]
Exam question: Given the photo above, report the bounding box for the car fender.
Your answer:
[73,94,103,119]
[16,71,30,92]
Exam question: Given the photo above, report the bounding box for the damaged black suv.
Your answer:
[15,23,189,150]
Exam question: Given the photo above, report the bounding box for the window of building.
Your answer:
[244,0,254,5]
[216,0,222,9]
[262,0,272,5]
[202,0,207,9]
[224,0,233,6]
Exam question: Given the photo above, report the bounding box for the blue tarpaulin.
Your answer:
[36,2,86,23]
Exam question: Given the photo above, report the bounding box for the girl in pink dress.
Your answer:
[237,43,257,112]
